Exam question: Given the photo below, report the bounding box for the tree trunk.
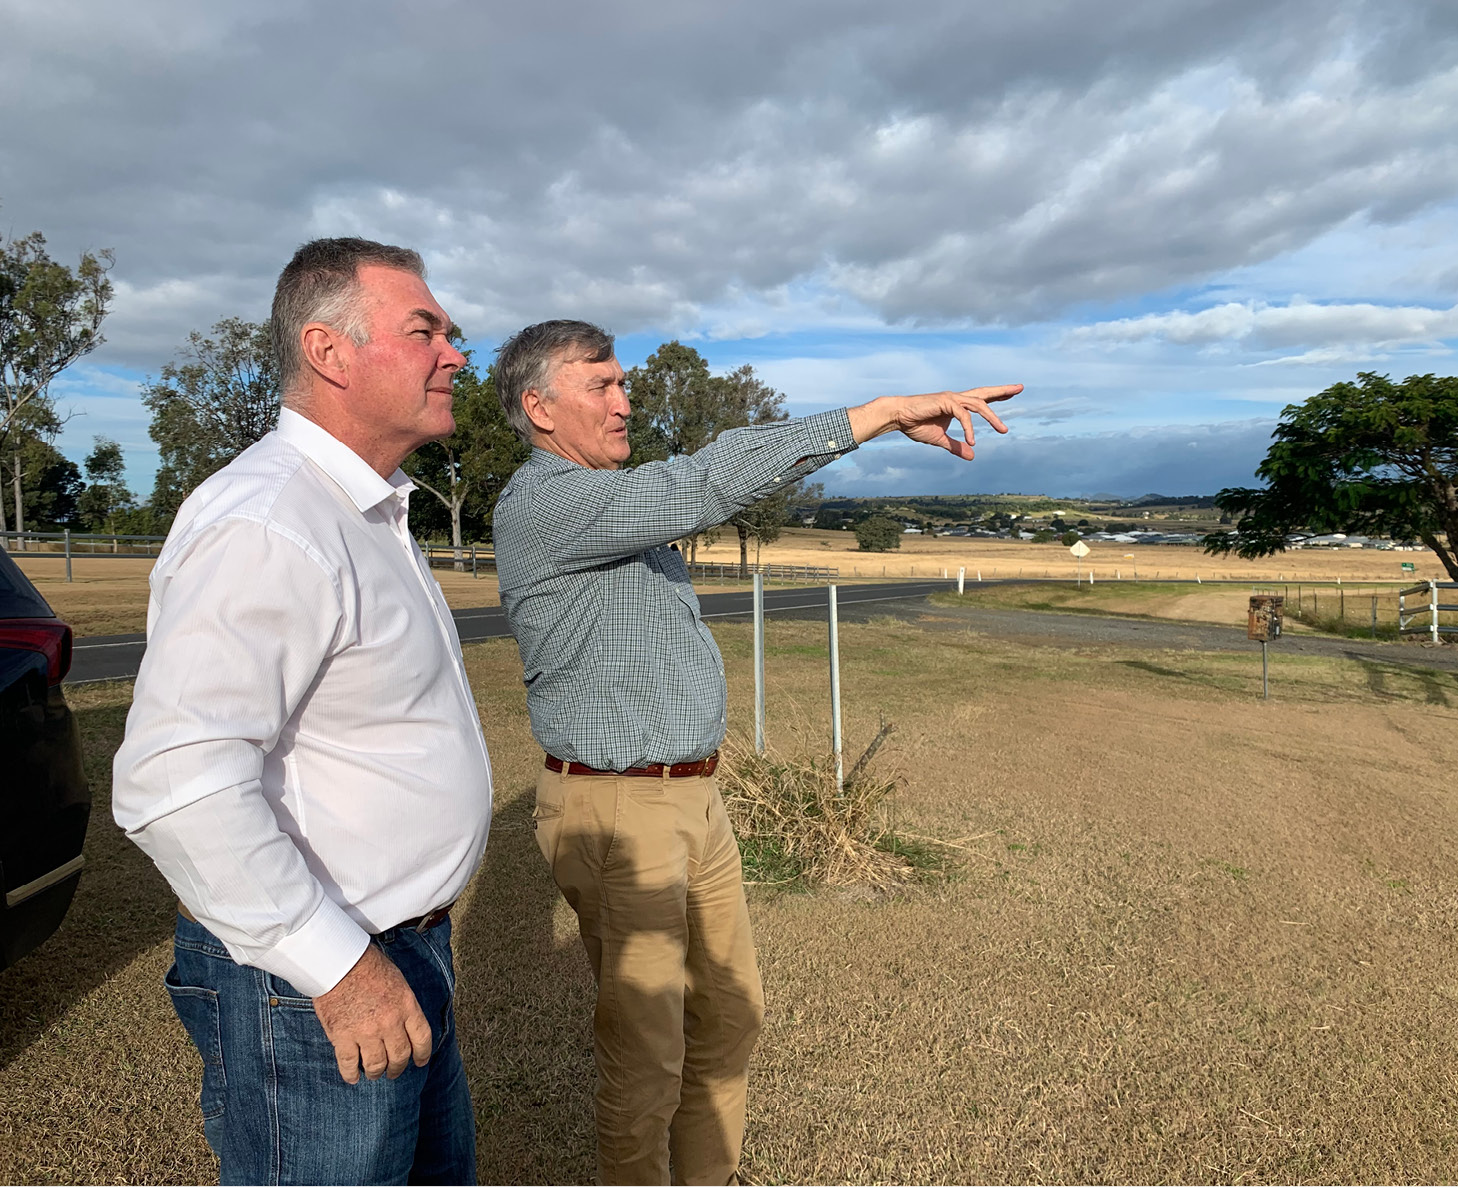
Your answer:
[12,451,23,545]
[0,468,7,547]
[451,501,464,572]
[737,523,750,580]
[1418,530,1458,582]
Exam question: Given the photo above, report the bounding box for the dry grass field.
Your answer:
[10,556,503,637]
[2,612,1456,1184]
[701,527,1448,584]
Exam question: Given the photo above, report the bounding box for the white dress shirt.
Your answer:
[113,408,493,997]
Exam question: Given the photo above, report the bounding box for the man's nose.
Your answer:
[609,387,631,417]
[440,341,468,370]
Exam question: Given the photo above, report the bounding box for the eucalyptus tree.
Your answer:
[142,318,279,525]
[403,357,527,564]
[627,342,789,571]
[0,229,113,538]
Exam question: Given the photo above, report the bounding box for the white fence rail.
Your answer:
[1399,580,1458,644]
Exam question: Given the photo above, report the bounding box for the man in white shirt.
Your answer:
[113,238,493,1185]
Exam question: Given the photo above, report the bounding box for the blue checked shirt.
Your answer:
[494,407,857,771]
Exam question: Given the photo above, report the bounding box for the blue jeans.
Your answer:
[166,913,475,1186]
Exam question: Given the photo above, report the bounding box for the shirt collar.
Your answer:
[276,407,415,512]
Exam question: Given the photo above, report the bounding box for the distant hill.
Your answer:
[1132,493,1218,508]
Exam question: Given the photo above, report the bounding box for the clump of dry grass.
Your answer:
[721,725,940,891]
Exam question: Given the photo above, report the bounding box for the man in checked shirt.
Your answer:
[492,320,1019,1184]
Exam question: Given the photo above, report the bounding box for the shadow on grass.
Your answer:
[1345,653,1454,706]
[1115,659,1196,681]
[0,695,176,1069]
[454,785,599,1185]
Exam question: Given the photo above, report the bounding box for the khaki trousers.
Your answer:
[534,765,766,1185]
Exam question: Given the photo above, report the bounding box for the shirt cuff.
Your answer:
[257,896,373,997]
[798,407,857,458]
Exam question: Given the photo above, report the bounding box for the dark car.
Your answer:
[0,547,89,970]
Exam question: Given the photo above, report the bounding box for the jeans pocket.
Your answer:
[164,963,227,1121]
[261,970,316,1009]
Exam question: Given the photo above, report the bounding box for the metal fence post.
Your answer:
[64,529,72,583]
[1432,580,1440,645]
[753,573,765,753]
[828,584,843,792]
[1371,594,1377,638]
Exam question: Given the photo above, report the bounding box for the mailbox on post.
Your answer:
[1248,594,1283,698]
[1248,594,1284,641]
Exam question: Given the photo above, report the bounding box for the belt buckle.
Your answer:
[414,905,448,933]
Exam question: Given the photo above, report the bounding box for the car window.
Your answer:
[0,549,55,618]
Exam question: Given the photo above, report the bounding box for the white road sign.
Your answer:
[1069,540,1091,558]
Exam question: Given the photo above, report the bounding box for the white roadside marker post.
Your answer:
[828,583,843,792]
[753,573,766,753]
[957,567,965,595]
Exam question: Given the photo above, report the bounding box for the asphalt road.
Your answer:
[65,580,955,685]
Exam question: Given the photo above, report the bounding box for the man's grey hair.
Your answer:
[271,237,426,400]
[495,320,615,445]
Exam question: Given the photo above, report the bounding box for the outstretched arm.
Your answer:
[847,384,1022,459]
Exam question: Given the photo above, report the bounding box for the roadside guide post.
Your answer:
[753,573,766,753]
[957,566,965,595]
[64,529,72,583]
[1248,594,1284,699]
[1070,539,1090,584]
[828,584,844,791]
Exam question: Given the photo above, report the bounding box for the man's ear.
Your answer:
[301,323,349,389]
[522,387,555,435]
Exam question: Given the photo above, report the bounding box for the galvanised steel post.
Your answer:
[828,583,843,791]
[753,572,765,753]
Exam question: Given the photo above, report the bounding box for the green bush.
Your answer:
[855,515,903,552]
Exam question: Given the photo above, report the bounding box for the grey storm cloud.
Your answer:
[828,419,1280,499]
[2,0,1457,366]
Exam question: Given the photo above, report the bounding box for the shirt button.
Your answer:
[826,439,837,449]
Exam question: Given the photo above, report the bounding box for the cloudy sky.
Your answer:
[4,0,1456,499]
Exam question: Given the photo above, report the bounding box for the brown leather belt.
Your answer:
[394,903,453,934]
[545,751,719,779]
[177,900,452,935]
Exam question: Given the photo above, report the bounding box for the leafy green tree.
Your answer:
[625,340,713,465]
[855,515,902,552]
[78,435,134,533]
[716,365,789,576]
[627,343,788,570]
[1033,529,1056,544]
[404,357,528,561]
[1,400,67,536]
[143,318,279,525]
[1204,373,1458,580]
[0,418,82,531]
[1059,529,1081,547]
[0,228,113,538]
